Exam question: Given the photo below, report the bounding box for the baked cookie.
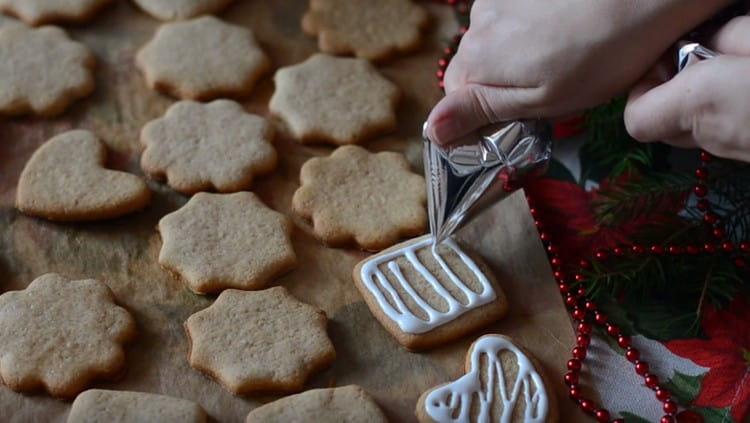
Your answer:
[136,16,270,100]
[353,235,508,350]
[16,130,151,221]
[0,0,113,26]
[270,54,399,145]
[246,385,387,423]
[302,0,428,62]
[141,100,277,195]
[292,145,426,250]
[0,274,136,399]
[158,192,296,294]
[185,287,335,394]
[416,335,558,423]
[0,24,94,117]
[68,389,207,423]
[132,0,235,21]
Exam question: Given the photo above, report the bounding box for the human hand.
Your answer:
[625,16,750,162]
[424,0,729,145]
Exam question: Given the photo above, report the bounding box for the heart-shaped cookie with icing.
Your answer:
[416,335,558,423]
[16,130,151,221]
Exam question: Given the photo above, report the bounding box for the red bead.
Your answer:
[651,245,664,255]
[459,26,469,35]
[578,322,592,335]
[594,250,608,261]
[579,398,595,414]
[713,227,726,239]
[617,335,631,348]
[438,58,448,68]
[547,244,559,254]
[576,334,590,347]
[595,409,611,422]
[606,323,621,337]
[668,245,683,255]
[579,259,592,269]
[558,283,570,294]
[656,388,670,401]
[625,347,640,362]
[703,212,718,225]
[443,47,453,55]
[436,70,445,79]
[695,167,708,180]
[565,294,578,307]
[564,371,579,385]
[645,373,660,389]
[696,199,710,211]
[539,232,551,241]
[703,243,716,253]
[722,242,734,252]
[438,81,445,89]
[554,270,565,281]
[574,273,585,282]
[456,2,469,14]
[735,258,747,268]
[693,184,708,197]
[686,245,700,255]
[662,416,675,423]
[613,420,625,423]
[632,244,645,254]
[635,360,649,375]
[529,207,538,217]
[741,242,750,252]
[613,246,625,256]
[572,308,586,321]
[567,358,582,371]
[550,257,562,268]
[584,300,597,311]
[594,312,608,325]
[569,385,583,400]
[576,287,587,297]
[663,399,678,414]
[676,410,704,423]
[700,151,712,162]
[572,346,587,359]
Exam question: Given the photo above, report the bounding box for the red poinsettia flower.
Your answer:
[666,298,750,422]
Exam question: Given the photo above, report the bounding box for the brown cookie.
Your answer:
[292,145,427,251]
[353,235,508,350]
[0,274,136,399]
[185,287,335,395]
[16,130,151,221]
[140,100,277,195]
[0,0,113,26]
[416,335,558,423]
[158,192,296,294]
[136,16,270,100]
[67,389,207,423]
[270,54,400,145]
[302,0,428,62]
[132,0,235,21]
[246,385,387,423]
[0,24,94,117]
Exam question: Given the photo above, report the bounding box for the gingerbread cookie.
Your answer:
[141,100,277,195]
[270,54,399,145]
[132,0,235,21]
[185,287,335,394]
[246,385,387,423]
[68,389,207,423]
[16,130,151,221]
[416,335,557,423]
[353,235,508,350]
[0,274,136,398]
[0,0,112,26]
[292,145,426,250]
[302,0,428,62]
[0,24,94,117]
[136,16,270,100]
[158,192,296,294]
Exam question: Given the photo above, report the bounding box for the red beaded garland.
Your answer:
[662,416,675,423]
[625,347,640,362]
[595,409,610,422]
[656,388,670,401]
[644,373,660,389]
[664,399,678,414]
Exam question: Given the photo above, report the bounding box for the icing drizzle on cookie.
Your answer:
[359,237,496,334]
[424,335,549,423]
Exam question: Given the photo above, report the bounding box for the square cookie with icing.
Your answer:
[353,235,508,350]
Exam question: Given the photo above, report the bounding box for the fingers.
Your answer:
[711,15,750,55]
[424,83,536,145]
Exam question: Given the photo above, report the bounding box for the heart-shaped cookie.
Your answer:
[16,130,151,221]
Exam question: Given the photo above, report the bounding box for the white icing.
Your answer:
[425,335,549,423]
[359,236,496,334]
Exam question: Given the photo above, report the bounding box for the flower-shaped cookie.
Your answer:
[302,0,428,61]
[0,274,136,398]
[0,24,94,116]
[185,287,335,394]
[292,145,427,251]
[270,54,400,146]
[0,0,112,25]
[136,16,270,100]
[158,192,297,294]
[133,0,235,21]
[141,100,277,195]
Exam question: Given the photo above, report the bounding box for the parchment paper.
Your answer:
[0,1,584,421]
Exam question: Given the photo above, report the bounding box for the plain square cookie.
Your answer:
[0,24,95,117]
[185,287,336,395]
[140,100,277,195]
[67,389,207,423]
[416,335,558,423]
[16,130,152,221]
[270,54,400,145]
[0,274,136,399]
[292,145,427,251]
[158,192,296,294]
[353,235,508,350]
[302,0,429,62]
[132,0,235,21]
[246,385,387,423]
[0,0,113,26]
[136,16,270,100]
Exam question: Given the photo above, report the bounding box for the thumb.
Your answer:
[424,84,535,146]
[711,15,750,55]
